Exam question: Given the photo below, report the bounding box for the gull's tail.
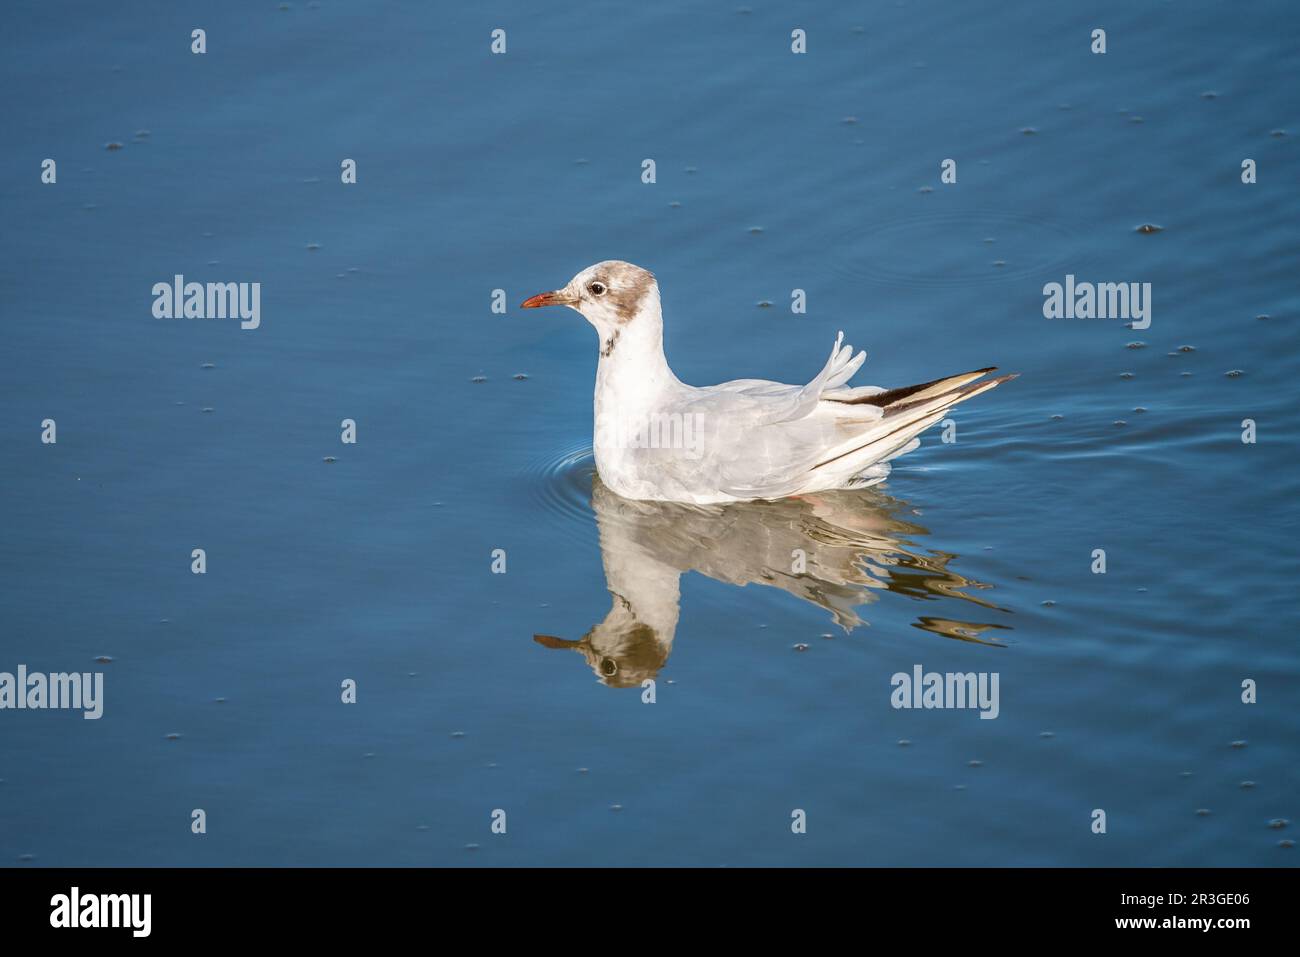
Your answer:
[818,368,1018,488]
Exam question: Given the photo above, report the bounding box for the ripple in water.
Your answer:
[525,443,597,537]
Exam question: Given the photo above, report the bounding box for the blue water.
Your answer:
[2,0,1298,866]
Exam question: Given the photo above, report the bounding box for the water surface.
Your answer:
[2,0,1298,866]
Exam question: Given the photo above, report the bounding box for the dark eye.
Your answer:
[600,657,618,676]
[589,281,607,296]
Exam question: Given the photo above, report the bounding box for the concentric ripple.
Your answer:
[525,443,598,539]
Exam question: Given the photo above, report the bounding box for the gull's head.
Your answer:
[520,261,660,333]
[533,620,669,689]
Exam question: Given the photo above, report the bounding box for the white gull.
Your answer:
[522,260,1014,504]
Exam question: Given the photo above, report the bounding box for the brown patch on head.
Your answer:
[590,261,656,323]
[584,622,668,688]
[534,619,668,688]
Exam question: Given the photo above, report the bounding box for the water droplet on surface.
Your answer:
[792,643,809,652]
[1225,369,1244,378]
[1268,819,1289,829]
[471,375,486,383]
[1041,600,1056,607]
[1019,127,1038,135]
[897,739,911,747]
[306,243,321,251]
[322,456,336,463]
[1195,808,1212,816]
[1279,839,1295,849]
[749,226,764,234]
[513,373,528,380]
[165,733,181,741]
[842,116,858,125]
[105,141,123,151]
[609,804,623,811]
[1126,341,1146,349]
[1230,740,1248,749]
[94,655,112,664]
[968,760,983,767]
[917,185,933,194]
[450,731,465,738]
[1040,731,1055,739]
[201,362,215,369]
[1135,223,1163,234]
[1119,372,1134,379]
[1200,90,1218,99]
[1240,780,1256,789]
[756,300,773,308]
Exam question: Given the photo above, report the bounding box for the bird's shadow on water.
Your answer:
[534,475,1012,688]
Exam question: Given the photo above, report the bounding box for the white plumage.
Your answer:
[522,260,1014,504]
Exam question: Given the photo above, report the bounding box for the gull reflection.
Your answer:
[535,477,1010,687]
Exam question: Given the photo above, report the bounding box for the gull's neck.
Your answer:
[593,290,681,411]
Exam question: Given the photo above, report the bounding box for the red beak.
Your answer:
[534,633,582,649]
[520,290,577,309]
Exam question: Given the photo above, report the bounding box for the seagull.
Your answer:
[522,260,1014,504]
